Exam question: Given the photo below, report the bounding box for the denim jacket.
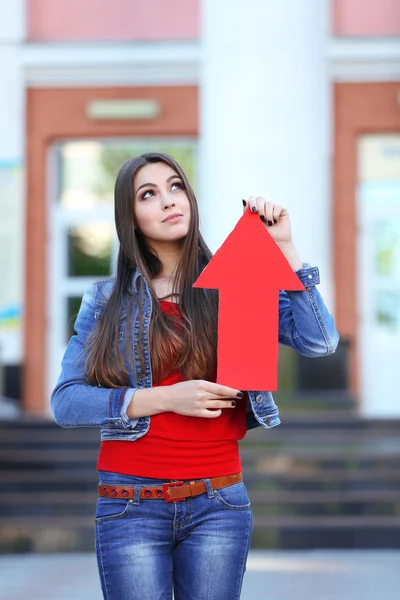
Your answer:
[51,264,339,440]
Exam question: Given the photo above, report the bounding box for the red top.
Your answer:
[96,300,247,479]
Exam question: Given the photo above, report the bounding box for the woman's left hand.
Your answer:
[243,197,292,244]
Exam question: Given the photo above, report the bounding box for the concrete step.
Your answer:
[2,415,400,550]
[2,488,400,506]
[1,488,400,519]
[2,446,400,466]
[2,515,400,552]
[3,428,400,445]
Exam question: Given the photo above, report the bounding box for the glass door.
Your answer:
[357,134,400,417]
[46,138,197,403]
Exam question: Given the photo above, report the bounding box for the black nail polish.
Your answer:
[260,215,266,223]
[242,199,246,207]
[231,401,237,407]
[274,219,278,224]
[237,392,243,399]
[251,206,257,213]
[268,220,273,226]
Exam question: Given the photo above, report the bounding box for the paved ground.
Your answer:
[0,550,399,599]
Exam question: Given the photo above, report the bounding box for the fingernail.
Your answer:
[236,392,243,398]
[231,401,237,407]
[242,199,246,207]
[268,220,273,226]
[251,206,257,213]
[260,215,266,223]
[274,219,278,224]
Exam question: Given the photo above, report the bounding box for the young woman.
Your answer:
[51,152,339,600]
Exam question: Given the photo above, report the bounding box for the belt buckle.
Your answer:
[163,481,185,503]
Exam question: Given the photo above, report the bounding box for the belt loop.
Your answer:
[133,485,141,505]
[203,478,215,498]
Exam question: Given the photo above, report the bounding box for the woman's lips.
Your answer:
[163,215,183,223]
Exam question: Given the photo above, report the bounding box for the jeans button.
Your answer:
[255,394,263,404]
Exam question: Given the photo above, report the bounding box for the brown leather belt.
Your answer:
[98,472,243,503]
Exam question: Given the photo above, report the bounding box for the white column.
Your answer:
[199,0,333,308]
[0,0,25,367]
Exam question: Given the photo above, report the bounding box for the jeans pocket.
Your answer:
[214,482,251,511]
[95,497,132,523]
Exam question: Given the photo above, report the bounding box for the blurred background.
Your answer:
[0,0,399,597]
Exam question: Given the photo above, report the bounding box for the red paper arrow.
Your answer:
[193,208,305,391]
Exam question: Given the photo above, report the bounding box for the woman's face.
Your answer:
[133,162,191,246]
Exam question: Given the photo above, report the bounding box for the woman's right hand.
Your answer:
[164,380,243,418]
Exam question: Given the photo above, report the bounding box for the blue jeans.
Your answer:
[95,471,253,600]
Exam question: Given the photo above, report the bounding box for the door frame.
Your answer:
[45,137,198,408]
[25,85,198,413]
[333,82,400,401]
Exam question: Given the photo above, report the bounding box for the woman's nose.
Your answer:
[162,194,175,209]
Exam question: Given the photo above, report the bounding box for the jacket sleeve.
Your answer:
[278,264,339,357]
[50,284,139,429]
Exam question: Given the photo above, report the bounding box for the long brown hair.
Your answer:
[85,152,218,387]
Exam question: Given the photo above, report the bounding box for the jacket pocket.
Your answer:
[94,306,127,345]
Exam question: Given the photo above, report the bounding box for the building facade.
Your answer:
[0,0,399,417]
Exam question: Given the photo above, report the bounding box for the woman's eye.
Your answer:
[171,182,184,191]
[142,190,154,200]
